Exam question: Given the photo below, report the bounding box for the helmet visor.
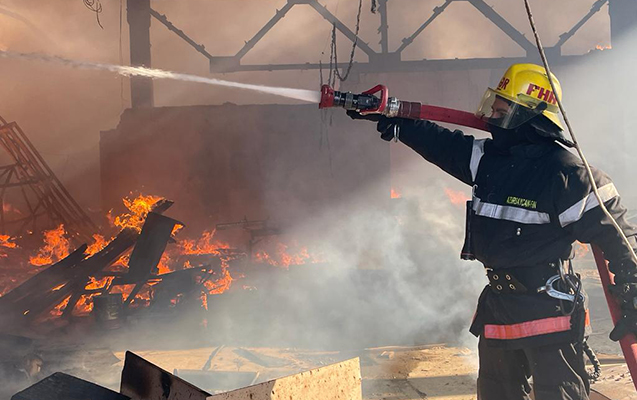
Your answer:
[475,88,543,129]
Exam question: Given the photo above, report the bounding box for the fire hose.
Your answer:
[319,83,637,389]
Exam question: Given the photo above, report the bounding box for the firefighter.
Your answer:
[348,63,637,400]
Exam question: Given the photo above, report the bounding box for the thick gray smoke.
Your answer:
[198,174,486,350]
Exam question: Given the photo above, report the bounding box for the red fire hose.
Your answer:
[592,245,637,390]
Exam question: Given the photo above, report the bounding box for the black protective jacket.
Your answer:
[395,118,637,349]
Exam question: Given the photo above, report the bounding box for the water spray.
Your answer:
[0,50,321,104]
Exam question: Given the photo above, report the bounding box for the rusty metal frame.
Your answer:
[0,118,97,241]
[147,0,610,74]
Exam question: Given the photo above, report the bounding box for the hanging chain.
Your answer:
[83,0,104,29]
[330,0,363,83]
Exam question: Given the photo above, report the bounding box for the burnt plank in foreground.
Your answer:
[11,372,129,400]
[121,351,210,400]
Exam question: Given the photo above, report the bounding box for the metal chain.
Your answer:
[83,0,104,29]
[522,0,637,264]
[331,0,363,83]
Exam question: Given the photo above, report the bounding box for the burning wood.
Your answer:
[28,225,71,267]
[108,194,164,232]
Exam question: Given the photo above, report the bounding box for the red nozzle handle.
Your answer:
[319,85,335,109]
[360,84,388,115]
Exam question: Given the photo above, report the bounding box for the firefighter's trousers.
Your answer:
[477,337,590,400]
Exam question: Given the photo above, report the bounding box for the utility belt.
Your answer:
[485,261,583,303]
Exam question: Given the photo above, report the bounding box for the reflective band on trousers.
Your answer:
[484,316,571,339]
[470,138,486,183]
[473,197,550,225]
[558,182,619,227]
[483,311,590,340]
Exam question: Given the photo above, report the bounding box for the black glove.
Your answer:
[609,281,637,341]
[345,110,399,142]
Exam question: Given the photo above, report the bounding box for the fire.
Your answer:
[85,234,109,257]
[179,229,230,256]
[444,188,469,207]
[156,253,172,275]
[29,224,71,266]
[109,194,163,231]
[73,294,96,316]
[0,234,18,257]
[85,276,112,290]
[203,267,233,294]
[0,235,18,249]
[254,241,324,268]
[595,44,612,51]
[391,188,402,199]
[49,295,71,318]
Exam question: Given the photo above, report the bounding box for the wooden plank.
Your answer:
[120,351,210,400]
[126,212,182,282]
[11,372,129,400]
[207,358,362,400]
[0,245,87,306]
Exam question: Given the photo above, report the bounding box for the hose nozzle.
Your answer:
[319,84,383,114]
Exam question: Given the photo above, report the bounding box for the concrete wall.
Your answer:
[100,104,390,234]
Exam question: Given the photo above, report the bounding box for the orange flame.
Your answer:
[254,241,324,268]
[49,295,71,318]
[444,188,469,207]
[203,267,233,295]
[85,234,109,257]
[109,194,163,232]
[391,188,402,199]
[29,224,71,266]
[595,44,612,51]
[0,234,18,258]
[179,230,230,256]
[0,235,18,249]
[73,294,96,316]
[85,276,112,290]
[156,253,172,275]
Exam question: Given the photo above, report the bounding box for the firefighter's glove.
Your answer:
[609,282,637,341]
[346,111,398,142]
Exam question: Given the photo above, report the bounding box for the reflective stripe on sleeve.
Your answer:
[470,139,486,182]
[558,183,619,227]
[473,197,550,225]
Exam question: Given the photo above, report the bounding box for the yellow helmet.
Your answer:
[476,63,563,130]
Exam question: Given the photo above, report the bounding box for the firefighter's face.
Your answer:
[490,97,511,119]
